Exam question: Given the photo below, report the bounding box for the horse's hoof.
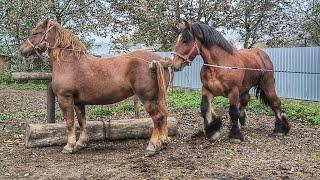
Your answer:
[270,132,285,137]
[240,123,247,129]
[160,137,170,147]
[74,142,88,152]
[167,137,171,143]
[145,143,159,157]
[209,131,221,142]
[145,149,159,157]
[230,138,242,144]
[62,145,74,154]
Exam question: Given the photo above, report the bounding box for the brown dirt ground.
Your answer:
[0,89,319,180]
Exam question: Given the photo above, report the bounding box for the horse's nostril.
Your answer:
[173,67,181,72]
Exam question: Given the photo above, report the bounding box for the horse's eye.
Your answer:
[32,32,38,35]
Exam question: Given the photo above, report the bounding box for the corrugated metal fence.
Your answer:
[158,47,320,101]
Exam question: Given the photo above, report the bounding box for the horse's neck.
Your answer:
[200,45,233,65]
[48,49,78,72]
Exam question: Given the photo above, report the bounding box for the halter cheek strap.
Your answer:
[26,20,54,56]
[171,41,200,66]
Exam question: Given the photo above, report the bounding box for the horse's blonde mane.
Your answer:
[50,21,89,61]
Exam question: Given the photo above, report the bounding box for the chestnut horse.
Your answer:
[171,22,290,142]
[20,19,171,155]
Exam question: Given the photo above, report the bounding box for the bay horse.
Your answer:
[171,21,290,142]
[20,19,171,155]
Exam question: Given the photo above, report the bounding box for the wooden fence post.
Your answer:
[47,82,56,123]
[133,95,140,119]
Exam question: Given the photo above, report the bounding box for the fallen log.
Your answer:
[25,117,178,148]
[12,72,52,81]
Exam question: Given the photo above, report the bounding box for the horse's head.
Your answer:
[20,18,55,57]
[171,21,200,71]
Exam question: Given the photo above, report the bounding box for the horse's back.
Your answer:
[126,50,162,61]
[237,48,273,69]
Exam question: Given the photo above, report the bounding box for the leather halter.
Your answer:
[26,20,54,56]
[171,41,200,66]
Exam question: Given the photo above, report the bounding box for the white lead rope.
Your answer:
[203,63,320,75]
[203,63,274,72]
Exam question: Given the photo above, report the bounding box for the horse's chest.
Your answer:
[201,69,243,96]
[201,71,224,96]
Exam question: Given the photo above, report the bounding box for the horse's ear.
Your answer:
[183,20,192,33]
[43,18,50,26]
[176,23,185,30]
[44,18,49,23]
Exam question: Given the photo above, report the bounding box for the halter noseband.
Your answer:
[171,41,200,66]
[26,20,54,56]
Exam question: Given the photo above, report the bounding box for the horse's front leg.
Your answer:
[58,95,76,153]
[201,87,222,141]
[228,88,244,142]
[74,104,89,151]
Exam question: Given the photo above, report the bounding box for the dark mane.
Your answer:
[180,23,234,54]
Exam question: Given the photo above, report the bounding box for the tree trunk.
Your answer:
[25,117,178,148]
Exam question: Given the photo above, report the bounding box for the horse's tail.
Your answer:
[149,58,173,90]
[255,83,271,107]
[149,60,168,103]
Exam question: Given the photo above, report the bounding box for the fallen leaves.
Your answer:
[3,134,24,147]
[311,153,318,161]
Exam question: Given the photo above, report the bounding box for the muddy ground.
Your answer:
[0,89,319,180]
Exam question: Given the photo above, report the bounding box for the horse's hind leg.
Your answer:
[201,87,222,141]
[239,92,250,127]
[141,99,168,156]
[260,80,290,135]
[228,88,244,142]
[74,104,89,151]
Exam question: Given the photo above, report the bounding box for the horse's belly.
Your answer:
[75,85,134,105]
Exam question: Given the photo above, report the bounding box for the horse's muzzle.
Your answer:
[173,67,182,72]
[20,48,31,57]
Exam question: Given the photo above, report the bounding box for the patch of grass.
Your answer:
[55,112,62,121]
[0,112,46,121]
[282,100,320,125]
[0,89,319,125]
[247,98,273,115]
[0,81,47,90]
[213,97,229,108]
[167,89,229,109]
[88,108,113,117]
[114,103,135,113]
[167,89,320,125]
[0,70,13,83]
[168,90,201,109]
[87,103,135,118]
